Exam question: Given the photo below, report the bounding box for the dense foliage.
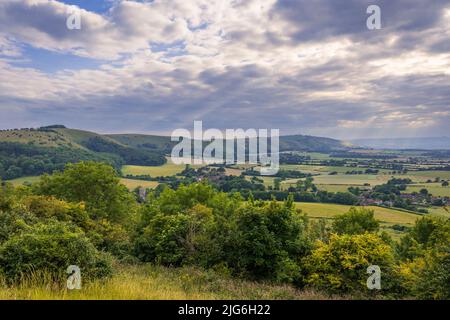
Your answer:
[83,137,166,166]
[0,161,448,299]
[0,142,123,180]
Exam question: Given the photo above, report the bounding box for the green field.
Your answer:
[403,183,450,197]
[7,176,41,186]
[310,174,387,186]
[294,202,420,226]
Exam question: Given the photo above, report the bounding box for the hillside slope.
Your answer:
[0,126,166,180]
[108,133,350,153]
[0,126,350,180]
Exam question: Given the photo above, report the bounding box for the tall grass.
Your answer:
[0,264,339,300]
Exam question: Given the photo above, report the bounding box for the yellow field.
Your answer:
[119,178,159,190]
[428,206,450,218]
[294,202,420,226]
[122,157,205,177]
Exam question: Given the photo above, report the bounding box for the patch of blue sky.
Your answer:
[9,45,106,73]
[58,0,113,14]
[150,41,188,58]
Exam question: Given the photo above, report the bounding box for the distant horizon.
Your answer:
[1,124,449,142]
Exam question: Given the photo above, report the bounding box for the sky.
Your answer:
[0,0,449,139]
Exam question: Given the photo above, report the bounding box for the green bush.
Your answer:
[224,198,310,282]
[332,207,379,235]
[134,185,311,283]
[304,233,399,295]
[34,161,135,223]
[0,221,112,282]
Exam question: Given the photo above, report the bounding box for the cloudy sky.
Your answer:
[0,0,449,139]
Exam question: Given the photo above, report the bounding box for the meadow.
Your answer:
[403,183,450,197]
[0,264,334,300]
[122,157,205,177]
[293,202,420,226]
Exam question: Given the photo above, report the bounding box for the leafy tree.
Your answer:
[34,161,135,223]
[332,207,379,235]
[225,198,310,282]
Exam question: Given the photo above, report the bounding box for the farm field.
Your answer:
[428,206,450,218]
[293,202,420,226]
[122,157,204,177]
[119,178,159,190]
[309,174,387,186]
[403,183,450,197]
[405,170,450,180]
[315,184,357,192]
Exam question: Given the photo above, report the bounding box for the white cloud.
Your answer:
[0,0,449,138]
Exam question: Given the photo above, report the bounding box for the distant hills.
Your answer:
[350,137,450,150]
[0,125,351,180]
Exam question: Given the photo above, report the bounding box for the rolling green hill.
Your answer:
[0,126,166,180]
[280,135,350,152]
[108,133,350,153]
[0,125,351,181]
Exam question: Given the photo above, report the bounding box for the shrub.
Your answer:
[0,221,113,283]
[304,233,398,295]
[224,198,310,282]
[332,207,379,235]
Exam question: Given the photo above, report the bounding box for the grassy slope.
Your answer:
[0,128,129,151]
[0,264,334,300]
[105,134,173,150]
[0,130,77,148]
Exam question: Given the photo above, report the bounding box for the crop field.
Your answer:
[315,184,357,192]
[309,174,387,186]
[401,170,450,181]
[403,183,450,197]
[293,202,420,226]
[122,157,205,177]
[119,179,159,190]
[427,206,450,218]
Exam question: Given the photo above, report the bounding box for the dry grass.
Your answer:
[119,178,159,190]
[0,264,337,300]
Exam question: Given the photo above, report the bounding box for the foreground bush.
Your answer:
[304,233,399,295]
[0,221,112,282]
[134,185,311,283]
[397,216,450,299]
